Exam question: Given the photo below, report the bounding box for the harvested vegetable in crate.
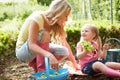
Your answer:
[40,72,59,78]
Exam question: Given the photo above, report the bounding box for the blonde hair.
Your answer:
[44,0,71,44]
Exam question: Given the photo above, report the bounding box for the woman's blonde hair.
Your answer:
[45,0,71,44]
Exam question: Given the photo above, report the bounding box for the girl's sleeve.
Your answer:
[76,42,83,50]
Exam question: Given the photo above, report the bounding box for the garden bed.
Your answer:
[0,56,120,80]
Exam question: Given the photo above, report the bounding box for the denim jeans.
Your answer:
[16,30,68,63]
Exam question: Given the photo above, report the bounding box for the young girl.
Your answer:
[76,24,120,77]
[16,0,79,72]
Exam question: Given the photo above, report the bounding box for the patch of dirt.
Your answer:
[0,56,120,80]
[0,56,67,80]
[0,56,34,80]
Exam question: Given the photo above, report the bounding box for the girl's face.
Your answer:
[81,26,95,41]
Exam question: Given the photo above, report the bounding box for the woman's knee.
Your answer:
[50,44,68,55]
[39,31,50,43]
[55,55,68,61]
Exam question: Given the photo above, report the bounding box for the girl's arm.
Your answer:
[95,36,108,59]
[76,42,90,59]
[76,47,89,60]
[98,44,108,59]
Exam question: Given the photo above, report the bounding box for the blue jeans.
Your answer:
[16,30,68,63]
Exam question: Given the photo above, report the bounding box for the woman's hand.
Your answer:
[73,63,81,70]
[47,53,59,70]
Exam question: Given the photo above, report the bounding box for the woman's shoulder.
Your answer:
[27,11,44,30]
[28,11,44,20]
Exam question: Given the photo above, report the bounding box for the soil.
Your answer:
[0,56,120,80]
[0,56,68,80]
[0,56,34,80]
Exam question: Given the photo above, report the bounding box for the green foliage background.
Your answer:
[0,1,120,57]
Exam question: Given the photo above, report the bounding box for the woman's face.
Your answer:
[57,11,70,26]
[81,26,95,41]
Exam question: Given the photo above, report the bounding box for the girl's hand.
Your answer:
[82,48,91,54]
[103,44,109,50]
[80,41,94,51]
[99,44,109,59]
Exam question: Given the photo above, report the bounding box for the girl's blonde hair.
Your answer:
[45,0,71,44]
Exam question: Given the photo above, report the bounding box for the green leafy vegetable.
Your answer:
[80,41,94,51]
[50,72,59,77]
[40,73,47,78]
[40,72,59,78]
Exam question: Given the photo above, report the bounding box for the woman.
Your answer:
[16,0,79,72]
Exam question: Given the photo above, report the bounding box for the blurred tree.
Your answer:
[37,0,52,6]
[82,0,87,19]
[114,0,120,22]
[88,0,92,20]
